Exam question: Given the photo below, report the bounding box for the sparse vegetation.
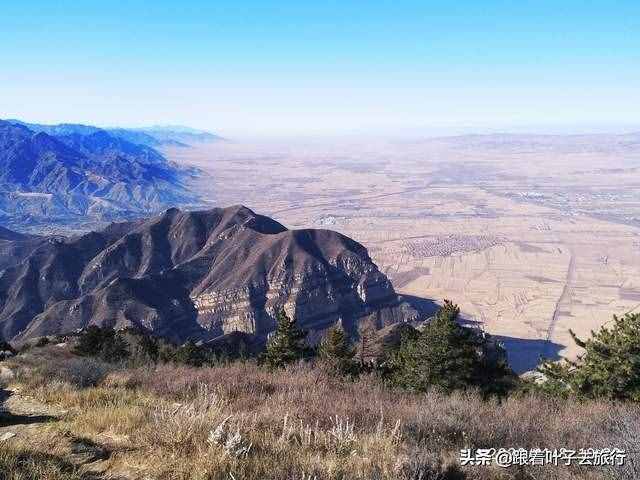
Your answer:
[1,306,639,479]
[0,446,88,480]
[1,343,638,480]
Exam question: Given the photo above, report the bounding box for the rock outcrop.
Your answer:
[0,206,417,343]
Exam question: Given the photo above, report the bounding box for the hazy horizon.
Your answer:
[5,117,640,142]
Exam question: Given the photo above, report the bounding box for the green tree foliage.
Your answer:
[538,312,640,401]
[172,340,211,367]
[74,325,129,363]
[387,300,515,395]
[262,309,308,369]
[73,326,219,366]
[318,324,357,376]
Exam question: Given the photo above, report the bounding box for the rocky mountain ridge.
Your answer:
[0,120,201,231]
[0,205,417,344]
[6,120,223,147]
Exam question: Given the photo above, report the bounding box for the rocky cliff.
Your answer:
[0,206,417,343]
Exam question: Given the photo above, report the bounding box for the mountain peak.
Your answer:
[0,207,416,343]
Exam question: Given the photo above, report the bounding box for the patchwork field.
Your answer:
[165,134,640,372]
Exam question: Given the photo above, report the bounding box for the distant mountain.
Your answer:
[56,130,167,167]
[104,128,176,148]
[7,120,223,147]
[428,132,640,154]
[135,125,224,146]
[0,120,199,230]
[5,120,102,137]
[0,205,417,343]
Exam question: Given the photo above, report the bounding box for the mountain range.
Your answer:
[6,120,223,148]
[0,205,416,344]
[0,120,219,231]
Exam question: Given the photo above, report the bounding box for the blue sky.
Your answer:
[1,1,639,137]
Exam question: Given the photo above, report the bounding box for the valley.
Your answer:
[165,135,640,372]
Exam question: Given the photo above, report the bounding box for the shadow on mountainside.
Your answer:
[494,336,563,374]
[401,295,440,318]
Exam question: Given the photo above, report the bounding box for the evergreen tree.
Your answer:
[387,300,515,395]
[74,325,128,362]
[100,334,129,363]
[130,330,160,364]
[0,334,15,360]
[173,340,210,366]
[262,309,307,369]
[74,325,111,357]
[356,322,378,367]
[318,324,357,376]
[538,312,640,401]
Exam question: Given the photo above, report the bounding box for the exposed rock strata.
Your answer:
[0,205,417,343]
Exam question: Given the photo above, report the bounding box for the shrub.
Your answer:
[11,345,113,389]
[72,326,224,368]
[539,312,640,401]
[317,325,358,377]
[49,356,112,388]
[262,310,309,369]
[0,336,16,360]
[73,325,128,363]
[355,321,378,366]
[171,340,213,367]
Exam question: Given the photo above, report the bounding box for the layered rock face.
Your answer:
[0,206,416,343]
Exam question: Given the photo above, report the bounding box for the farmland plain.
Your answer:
[165,134,640,372]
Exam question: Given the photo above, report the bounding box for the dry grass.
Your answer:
[0,446,86,480]
[2,347,638,480]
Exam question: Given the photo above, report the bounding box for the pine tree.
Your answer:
[387,300,514,395]
[538,312,640,401]
[74,325,128,362]
[173,340,209,367]
[356,322,378,367]
[318,324,357,376]
[262,309,307,369]
[74,325,111,357]
[405,300,477,392]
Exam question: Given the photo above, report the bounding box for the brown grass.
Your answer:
[2,347,638,480]
[0,445,87,480]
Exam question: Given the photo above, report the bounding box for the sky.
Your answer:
[1,1,639,137]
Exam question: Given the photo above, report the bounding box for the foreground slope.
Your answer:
[2,346,637,480]
[0,205,415,342]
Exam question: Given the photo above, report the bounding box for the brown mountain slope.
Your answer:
[0,206,417,343]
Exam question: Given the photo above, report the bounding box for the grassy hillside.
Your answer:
[0,344,638,480]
